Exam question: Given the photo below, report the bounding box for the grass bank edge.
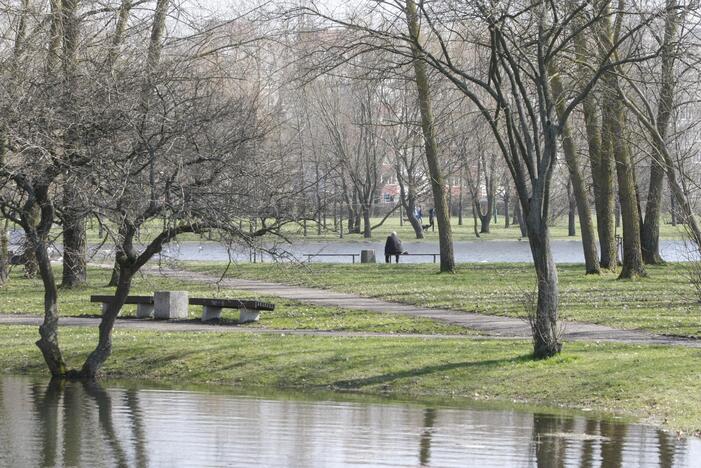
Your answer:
[1,325,699,436]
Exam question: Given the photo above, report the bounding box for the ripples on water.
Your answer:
[0,375,698,467]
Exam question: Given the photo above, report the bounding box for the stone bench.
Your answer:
[90,295,155,318]
[91,291,189,319]
[91,293,274,323]
[189,297,275,323]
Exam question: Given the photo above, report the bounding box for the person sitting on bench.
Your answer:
[384,231,405,263]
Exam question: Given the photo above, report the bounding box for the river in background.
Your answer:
[6,225,695,263]
[150,239,694,264]
[0,375,698,467]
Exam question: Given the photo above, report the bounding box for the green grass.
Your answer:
[185,262,701,338]
[0,267,472,335]
[10,214,686,246]
[1,325,699,434]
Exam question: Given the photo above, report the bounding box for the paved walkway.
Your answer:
[142,267,701,348]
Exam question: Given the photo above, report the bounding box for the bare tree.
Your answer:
[405,0,455,272]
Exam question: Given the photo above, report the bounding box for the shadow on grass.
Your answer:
[332,354,532,389]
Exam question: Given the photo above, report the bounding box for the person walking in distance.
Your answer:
[428,207,435,232]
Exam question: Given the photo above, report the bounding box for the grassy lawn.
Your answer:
[1,325,699,434]
[0,267,472,335]
[186,262,701,338]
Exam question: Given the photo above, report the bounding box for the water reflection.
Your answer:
[0,375,698,467]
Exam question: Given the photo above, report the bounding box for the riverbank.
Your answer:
[1,265,700,435]
[0,265,701,433]
[1,325,700,436]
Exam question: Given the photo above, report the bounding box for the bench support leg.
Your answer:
[239,308,260,324]
[201,306,222,322]
[154,291,189,320]
[136,304,154,319]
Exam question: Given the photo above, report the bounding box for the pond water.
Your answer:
[149,239,695,264]
[0,375,698,467]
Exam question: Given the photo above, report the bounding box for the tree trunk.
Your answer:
[26,195,68,377]
[595,6,640,277]
[515,202,527,238]
[550,66,600,273]
[471,197,481,238]
[525,207,562,359]
[475,200,492,234]
[108,260,120,287]
[81,264,135,378]
[576,23,616,271]
[362,206,371,238]
[399,182,424,239]
[346,203,356,234]
[23,205,41,279]
[641,1,678,265]
[0,132,8,286]
[478,209,492,233]
[405,0,454,272]
[504,185,511,228]
[61,200,87,288]
[458,175,464,226]
[0,219,7,286]
[60,0,87,288]
[567,181,577,237]
[610,101,646,279]
[670,190,677,226]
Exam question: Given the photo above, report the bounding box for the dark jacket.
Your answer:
[384,235,403,255]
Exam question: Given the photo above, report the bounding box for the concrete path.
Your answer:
[144,267,701,348]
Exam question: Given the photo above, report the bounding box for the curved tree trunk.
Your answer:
[550,66,600,274]
[399,182,424,239]
[25,188,68,377]
[81,264,134,378]
[107,260,120,287]
[405,0,454,272]
[526,206,562,359]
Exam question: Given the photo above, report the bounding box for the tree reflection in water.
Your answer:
[419,407,437,466]
[29,379,147,467]
[0,376,695,467]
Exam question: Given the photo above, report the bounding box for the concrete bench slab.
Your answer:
[90,295,155,318]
